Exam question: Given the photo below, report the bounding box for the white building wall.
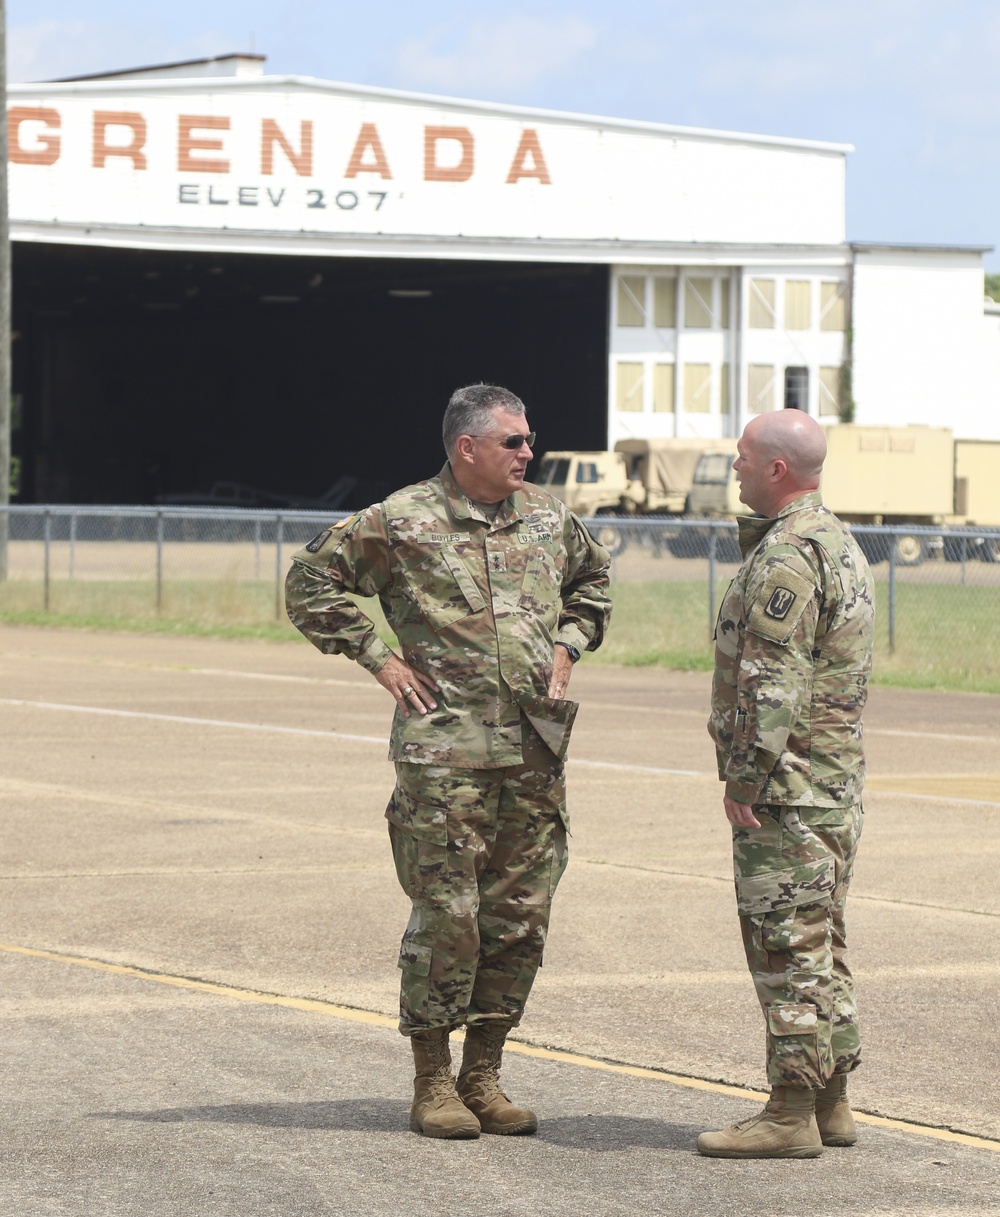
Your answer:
[851,249,996,438]
[982,303,1000,427]
[8,77,849,254]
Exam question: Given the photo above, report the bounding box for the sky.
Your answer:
[9,0,1000,270]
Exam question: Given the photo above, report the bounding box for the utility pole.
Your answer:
[0,0,10,580]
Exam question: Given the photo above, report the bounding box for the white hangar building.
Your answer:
[8,54,996,504]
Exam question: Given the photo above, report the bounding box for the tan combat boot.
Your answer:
[697,1086,823,1159]
[456,1022,538,1135]
[409,1027,481,1139]
[815,1073,858,1146]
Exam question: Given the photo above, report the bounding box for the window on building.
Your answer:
[684,277,713,328]
[719,280,731,329]
[616,275,646,327]
[748,364,776,412]
[819,367,840,416]
[653,363,675,412]
[616,362,644,411]
[684,364,712,412]
[720,362,730,415]
[785,281,811,330]
[653,277,677,328]
[748,279,776,328]
[820,282,846,332]
[784,366,809,411]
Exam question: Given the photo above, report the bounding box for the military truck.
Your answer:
[536,438,724,517]
[686,425,1000,564]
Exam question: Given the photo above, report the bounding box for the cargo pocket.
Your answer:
[735,856,835,916]
[385,786,450,900]
[766,1002,824,1089]
[397,938,432,1021]
[767,1002,819,1038]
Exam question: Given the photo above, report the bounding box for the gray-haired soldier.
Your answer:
[699,409,875,1159]
[286,384,611,1139]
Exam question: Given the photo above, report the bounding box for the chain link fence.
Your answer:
[1,507,998,690]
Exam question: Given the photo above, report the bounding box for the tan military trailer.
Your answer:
[536,438,725,517]
[686,424,1000,564]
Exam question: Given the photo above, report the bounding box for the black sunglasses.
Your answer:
[469,431,536,450]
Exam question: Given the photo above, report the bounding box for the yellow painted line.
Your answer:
[3,940,998,1154]
[0,942,397,1030]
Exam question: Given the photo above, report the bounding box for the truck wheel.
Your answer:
[979,535,1000,563]
[593,522,627,556]
[892,534,925,566]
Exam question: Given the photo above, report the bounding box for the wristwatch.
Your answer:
[555,641,581,663]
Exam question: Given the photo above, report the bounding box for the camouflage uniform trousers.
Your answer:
[733,802,864,1089]
[386,722,569,1036]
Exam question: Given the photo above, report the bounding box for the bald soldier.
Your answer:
[698,410,875,1159]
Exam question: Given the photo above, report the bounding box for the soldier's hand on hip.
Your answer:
[724,794,761,829]
[375,654,439,717]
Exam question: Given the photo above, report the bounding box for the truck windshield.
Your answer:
[538,458,570,486]
[694,454,733,485]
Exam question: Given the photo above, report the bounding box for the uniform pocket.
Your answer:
[766,1003,819,1037]
[404,548,486,633]
[385,785,448,846]
[735,856,835,916]
[398,937,432,975]
[519,549,560,610]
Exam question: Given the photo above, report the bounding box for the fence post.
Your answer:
[155,510,164,614]
[274,513,284,621]
[43,508,51,611]
[69,510,77,579]
[887,527,897,655]
[254,516,262,580]
[707,525,718,639]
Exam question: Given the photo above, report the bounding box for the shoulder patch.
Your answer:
[333,514,356,529]
[748,564,816,645]
[764,585,797,620]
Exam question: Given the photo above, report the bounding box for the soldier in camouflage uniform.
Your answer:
[285,384,611,1140]
[698,409,875,1159]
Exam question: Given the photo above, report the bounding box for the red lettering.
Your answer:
[424,126,474,182]
[178,115,230,174]
[93,111,147,169]
[506,129,551,185]
[344,123,392,179]
[9,106,61,166]
[261,119,313,176]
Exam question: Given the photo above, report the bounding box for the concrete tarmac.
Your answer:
[1,625,998,1215]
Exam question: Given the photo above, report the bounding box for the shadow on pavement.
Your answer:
[91,1101,701,1149]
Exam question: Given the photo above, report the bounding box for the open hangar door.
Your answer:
[12,243,609,508]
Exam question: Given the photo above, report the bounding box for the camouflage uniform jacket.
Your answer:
[709,491,874,808]
[285,462,612,768]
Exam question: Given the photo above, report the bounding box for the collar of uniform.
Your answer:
[736,490,825,556]
[439,461,526,527]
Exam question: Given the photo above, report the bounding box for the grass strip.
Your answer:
[1,577,998,693]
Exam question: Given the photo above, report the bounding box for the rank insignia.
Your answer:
[305,529,332,553]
